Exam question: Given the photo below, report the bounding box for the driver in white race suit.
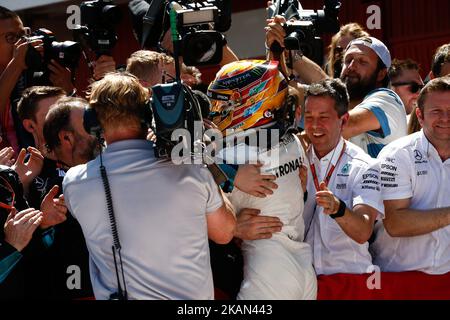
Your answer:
[208,60,317,300]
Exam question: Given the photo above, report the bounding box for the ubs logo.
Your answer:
[414,150,423,161]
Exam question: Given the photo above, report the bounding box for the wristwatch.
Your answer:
[330,198,346,219]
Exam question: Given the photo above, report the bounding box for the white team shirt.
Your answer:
[226,133,307,241]
[371,130,450,274]
[350,88,407,158]
[222,133,316,300]
[304,138,384,275]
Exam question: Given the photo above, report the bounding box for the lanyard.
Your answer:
[310,142,346,192]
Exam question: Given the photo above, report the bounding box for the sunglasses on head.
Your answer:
[391,81,424,94]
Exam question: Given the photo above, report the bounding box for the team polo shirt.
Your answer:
[350,88,407,158]
[63,139,223,300]
[304,138,384,275]
[371,131,450,274]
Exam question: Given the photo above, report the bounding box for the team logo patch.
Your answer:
[414,150,423,161]
[341,164,351,174]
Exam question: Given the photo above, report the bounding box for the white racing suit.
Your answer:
[220,133,317,300]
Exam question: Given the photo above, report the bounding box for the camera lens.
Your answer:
[183,31,223,66]
[51,41,81,68]
[101,5,122,26]
[284,31,306,51]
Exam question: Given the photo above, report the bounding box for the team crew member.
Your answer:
[303,79,384,275]
[209,60,317,300]
[371,76,450,275]
[63,72,236,300]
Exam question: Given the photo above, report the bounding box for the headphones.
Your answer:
[83,107,103,139]
[83,102,154,140]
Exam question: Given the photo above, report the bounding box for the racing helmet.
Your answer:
[207,60,288,136]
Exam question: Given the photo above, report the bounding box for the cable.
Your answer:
[99,150,128,300]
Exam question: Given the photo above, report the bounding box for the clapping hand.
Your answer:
[39,185,67,229]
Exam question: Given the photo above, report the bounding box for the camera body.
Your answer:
[73,0,122,56]
[174,1,227,66]
[24,28,81,85]
[139,0,231,66]
[268,0,340,65]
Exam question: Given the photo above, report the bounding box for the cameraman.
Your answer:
[62,72,236,299]
[266,16,407,158]
[0,6,74,154]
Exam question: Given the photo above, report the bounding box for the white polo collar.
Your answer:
[417,130,448,163]
[310,138,346,168]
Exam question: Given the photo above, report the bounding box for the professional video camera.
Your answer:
[25,28,81,85]
[73,0,122,57]
[268,0,341,65]
[148,2,215,160]
[137,0,231,66]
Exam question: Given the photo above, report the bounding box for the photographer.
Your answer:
[62,72,235,300]
[0,6,74,154]
[266,16,407,158]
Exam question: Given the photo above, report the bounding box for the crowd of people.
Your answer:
[1,1,450,300]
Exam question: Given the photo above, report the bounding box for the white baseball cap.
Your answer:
[346,36,392,68]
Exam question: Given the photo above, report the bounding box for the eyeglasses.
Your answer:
[0,175,15,210]
[391,81,424,94]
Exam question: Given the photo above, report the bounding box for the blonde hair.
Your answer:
[89,72,148,130]
[126,50,174,83]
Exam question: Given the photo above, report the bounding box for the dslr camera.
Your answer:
[73,0,123,56]
[268,0,341,65]
[25,28,81,86]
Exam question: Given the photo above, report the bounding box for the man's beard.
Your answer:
[74,134,100,164]
[341,71,379,101]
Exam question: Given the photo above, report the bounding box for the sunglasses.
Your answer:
[391,81,424,94]
[0,175,15,210]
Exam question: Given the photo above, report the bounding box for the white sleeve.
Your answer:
[62,172,74,217]
[356,90,406,139]
[351,159,385,219]
[202,168,225,214]
[378,145,413,201]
